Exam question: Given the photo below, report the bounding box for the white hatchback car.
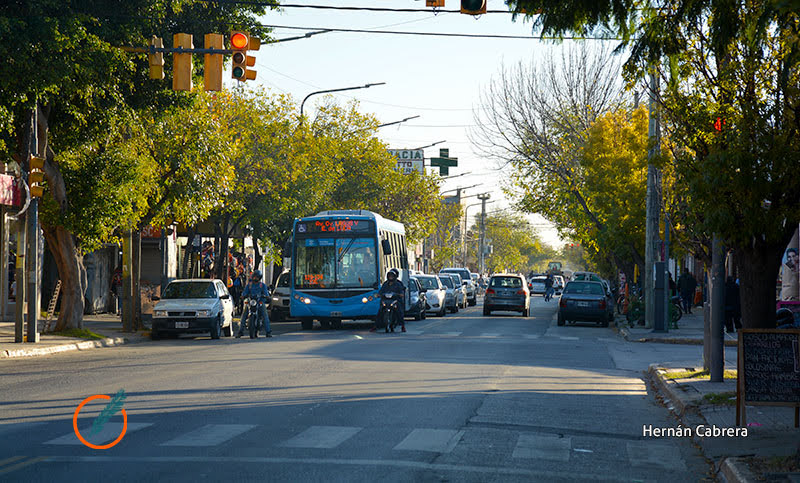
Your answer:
[151,279,235,340]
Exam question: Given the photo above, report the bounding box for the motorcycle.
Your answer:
[243,297,266,339]
[379,292,403,333]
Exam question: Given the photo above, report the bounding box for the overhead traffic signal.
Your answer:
[204,33,224,91]
[148,36,165,80]
[173,33,193,91]
[29,156,45,198]
[461,0,486,14]
[230,31,260,82]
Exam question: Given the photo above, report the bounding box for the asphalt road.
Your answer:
[0,297,712,482]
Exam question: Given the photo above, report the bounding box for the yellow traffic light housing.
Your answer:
[230,31,259,82]
[148,36,165,80]
[460,0,486,14]
[29,155,45,198]
[173,33,193,91]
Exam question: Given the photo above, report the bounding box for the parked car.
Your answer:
[438,274,460,313]
[484,273,530,317]
[407,277,428,321]
[529,276,547,295]
[440,268,477,306]
[151,279,235,339]
[447,273,469,308]
[557,280,613,327]
[269,270,291,321]
[553,275,566,295]
[416,274,447,317]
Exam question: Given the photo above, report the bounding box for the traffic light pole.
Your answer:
[477,193,491,274]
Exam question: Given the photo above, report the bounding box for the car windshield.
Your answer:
[417,277,439,290]
[490,277,523,288]
[439,276,454,288]
[162,282,217,299]
[564,282,604,295]
[277,273,290,288]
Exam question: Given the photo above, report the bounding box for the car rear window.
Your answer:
[564,282,604,295]
[490,277,523,288]
[531,277,546,283]
[417,277,440,290]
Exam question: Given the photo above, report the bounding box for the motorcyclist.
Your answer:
[237,269,272,338]
[544,273,555,302]
[370,268,406,333]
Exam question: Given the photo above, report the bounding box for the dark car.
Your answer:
[483,273,530,317]
[407,277,428,321]
[557,281,613,327]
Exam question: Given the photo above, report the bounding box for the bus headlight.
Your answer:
[362,297,369,303]
[302,297,312,304]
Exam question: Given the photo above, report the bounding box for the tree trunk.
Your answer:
[734,240,786,329]
[132,228,142,330]
[214,216,230,282]
[253,239,262,273]
[43,225,85,331]
[181,226,195,278]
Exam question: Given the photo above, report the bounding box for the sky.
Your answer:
[240,0,589,248]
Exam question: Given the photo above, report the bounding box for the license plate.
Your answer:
[330,311,342,317]
[577,302,590,308]
[175,322,189,328]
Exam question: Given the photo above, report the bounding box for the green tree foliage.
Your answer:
[481,213,547,274]
[427,202,463,273]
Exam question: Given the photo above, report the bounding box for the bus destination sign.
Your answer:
[297,219,374,234]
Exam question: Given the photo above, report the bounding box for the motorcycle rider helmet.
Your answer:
[251,269,262,282]
[776,307,794,326]
[387,268,399,281]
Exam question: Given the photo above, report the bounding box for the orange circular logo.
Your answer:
[72,394,128,449]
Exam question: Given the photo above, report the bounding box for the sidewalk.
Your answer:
[0,313,150,358]
[650,365,800,482]
[616,309,739,346]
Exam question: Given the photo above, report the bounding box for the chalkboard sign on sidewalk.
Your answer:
[736,329,800,428]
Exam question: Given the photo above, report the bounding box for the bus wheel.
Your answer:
[301,319,313,330]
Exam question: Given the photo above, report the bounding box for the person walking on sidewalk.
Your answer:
[724,276,742,333]
[677,268,697,314]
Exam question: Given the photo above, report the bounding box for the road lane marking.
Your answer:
[45,422,152,445]
[42,455,636,481]
[441,332,462,337]
[480,333,502,337]
[0,456,49,476]
[405,330,424,335]
[626,442,687,471]
[522,334,540,339]
[559,336,580,341]
[0,456,27,468]
[281,426,362,449]
[160,424,256,447]
[512,433,572,461]
[393,429,464,453]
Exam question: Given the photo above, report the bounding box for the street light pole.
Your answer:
[477,193,491,274]
[464,201,493,266]
[299,82,386,121]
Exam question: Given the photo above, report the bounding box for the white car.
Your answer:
[151,279,235,340]
[438,274,461,313]
[416,274,447,317]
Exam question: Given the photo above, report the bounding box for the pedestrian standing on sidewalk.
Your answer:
[724,276,742,333]
[677,268,697,314]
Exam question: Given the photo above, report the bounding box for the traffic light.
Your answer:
[461,0,486,14]
[230,31,260,82]
[713,117,726,131]
[204,33,224,91]
[148,36,165,80]
[29,156,45,198]
[173,33,193,91]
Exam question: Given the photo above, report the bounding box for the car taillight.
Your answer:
[516,289,525,295]
[599,299,606,309]
[486,288,495,295]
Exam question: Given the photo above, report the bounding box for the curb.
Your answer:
[648,364,692,416]
[1,335,143,359]
[718,457,757,483]
[615,321,737,346]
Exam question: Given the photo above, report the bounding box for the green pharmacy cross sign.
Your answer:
[430,148,458,175]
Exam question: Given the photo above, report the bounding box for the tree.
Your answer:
[478,213,547,273]
[0,0,271,329]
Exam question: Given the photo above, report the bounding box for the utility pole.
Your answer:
[477,193,491,274]
[645,71,662,329]
[27,105,39,342]
[121,230,133,332]
[710,234,725,382]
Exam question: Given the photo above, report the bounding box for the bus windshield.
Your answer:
[294,237,378,289]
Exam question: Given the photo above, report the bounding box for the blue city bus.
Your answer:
[289,210,409,330]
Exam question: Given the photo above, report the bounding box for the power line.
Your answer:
[209,1,517,14]
[257,24,621,41]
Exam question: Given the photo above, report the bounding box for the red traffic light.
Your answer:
[713,117,726,131]
[231,32,248,50]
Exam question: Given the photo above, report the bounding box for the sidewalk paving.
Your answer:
[0,313,150,358]
[617,309,739,346]
[650,365,800,482]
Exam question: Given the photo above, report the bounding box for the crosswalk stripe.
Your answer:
[480,333,502,337]
[512,433,572,461]
[0,456,48,476]
[522,334,540,339]
[281,426,362,449]
[393,429,464,453]
[559,336,580,341]
[160,424,256,447]
[405,330,424,335]
[44,422,153,445]
[441,332,462,336]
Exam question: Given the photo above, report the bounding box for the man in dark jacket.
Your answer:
[724,276,742,333]
[677,268,697,314]
[371,268,406,333]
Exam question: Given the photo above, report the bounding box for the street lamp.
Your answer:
[299,82,386,121]
[463,200,494,265]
